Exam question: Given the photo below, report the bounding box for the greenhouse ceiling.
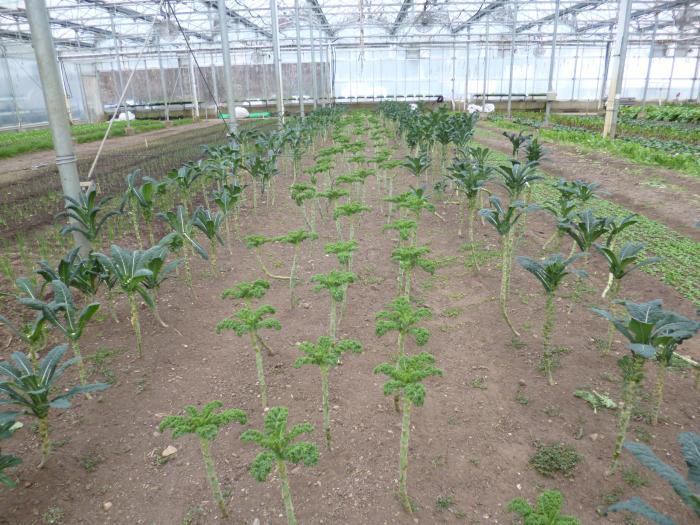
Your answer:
[0,0,698,54]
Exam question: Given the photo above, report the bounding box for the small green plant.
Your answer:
[0,344,108,467]
[216,305,280,409]
[221,279,270,307]
[333,201,371,241]
[311,271,356,340]
[42,506,65,524]
[293,336,362,449]
[324,240,358,271]
[240,407,319,525]
[435,494,454,511]
[622,468,649,488]
[507,489,581,524]
[607,432,700,525]
[374,352,443,513]
[290,182,318,232]
[245,234,289,280]
[561,210,608,255]
[192,207,225,274]
[573,390,617,413]
[516,253,587,385]
[213,183,245,252]
[159,401,247,518]
[503,130,531,157]
[159,206,208,295]
[529,442,581,478]
[56,185,120,249]
[382,219,417,250]
[273,229,318,308]
[390,245,437,298]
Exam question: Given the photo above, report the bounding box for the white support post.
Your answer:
[217,0,238,134]
[602,0,632,139]
[188,53,200,119]
[294,0,305,118]
[641,14,658,108]
[543,0,560,124]
[270,0,285,128]
[506,0,518,118]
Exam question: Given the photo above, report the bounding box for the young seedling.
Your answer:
[221,279,270,308]
[273,230,318,308]
[607,432,700,524]
[591,300,699,473]
[556,178,601,205]
[192,207,225,274]
[595,242,660,354]
[240,407,319,525]
[333,201,371,242]
[390,245,437,298]
[93,244,159,357]
[516,254,587,385]
[311,271,356,340]
[0,344,108,467]
[245,235,289,280]
[507,489,581,525]
[216,305,281,409]
[159,401,247,518]
[374,352,442,513]
[293,336,363,449]
[480,196,538,337]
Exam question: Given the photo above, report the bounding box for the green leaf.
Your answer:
[249,451,276,482]
[608,497,676,525]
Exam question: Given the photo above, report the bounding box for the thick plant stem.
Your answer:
[404,268,412,298]
[541,293,557,386]
[386,178,394,223]
[277,459,297,525]
[128,292,143,357]
[499,230,520,337]
[610,359,643,474]
[289,245,300,309]
[209,241,218,275]
[329,298,337,341]
[224,217,233,255]
[602,279,620,355]
[199,437,228,518]
[255,248,290,280]
[130,210,143,249]
[320,365,331,450]
[250,333,268,409]
[651,365,667,426]
[71,340,88,388]
[182,249,196,300]
[37,417,50,469]
[398,395,412,513]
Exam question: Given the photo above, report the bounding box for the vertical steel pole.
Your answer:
[25,0,90,255]
[506,0,518,118]
[308,6,318,109]
[665,49,677,101]
[451,37,456,109]
[327,42,334,103]
[294,0,305,117]
[156,33,170,121]
[482,18,490,106]
[217,0,238,133]
[208,6,220,105]
[463,29,470,111]
[188,53,200,119]
[691,52,700,102]
[110,12,130,129]
[603,0,632,138]
[1,48,22,129]
[543,0,560,124]
[319,36,327,106]
[598,32,613,111]
[641,14,657,108]
[270,0,285,127]
[570,43,579,100]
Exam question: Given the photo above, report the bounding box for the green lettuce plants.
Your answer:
[245,235,289,280]
[516,254,587,385]
[273,230,318,308]
[240,407,319,525]
[607,432,700,525]
[333,201,371,242]
[56,185,120,250]
[374,352,442,512]
[93,244,159,357]
[293,336,363,449]
[591,300,699,473]
[595,242,660,354]
[507,489,581,525]
[159,401,247,518]
[390,245,437,298]
[311,271,356,340]
[221,279,270,308]
[0,344,109,467]
[479,196,538,336]
[216,305,281,409]
[192,207,224,274]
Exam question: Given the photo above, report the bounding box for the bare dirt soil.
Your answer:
[0,138,698,525]
[478,122,700,241]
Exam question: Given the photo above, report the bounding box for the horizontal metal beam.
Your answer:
[516,1,603,33]
[452,0,509,34]
[576,0,699,33]
[0,28,95,47]
[202,0,272,39]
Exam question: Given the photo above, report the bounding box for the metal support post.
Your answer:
[641,14,657,108]
[110,12,130,128]
[1,47,22,129]
[691,52,700,103]
[665,50,677,101]
[571,43,580,100]
[506,0,518,118]
[217,0,238,133]
[188,53,200,119]
[270,0,285,127]
[602,0,632,138]
[463,29,470,111]
[25,0,90,255]
[319,36,327,106]
[597,32,612,111]
[451,37,456,110]
[543,0,560,124]
[308,6,318,109]
[294,0,305,117]
[156,33,170,121]
[482,17,490,106]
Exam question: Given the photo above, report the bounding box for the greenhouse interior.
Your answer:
[0,0,699,524]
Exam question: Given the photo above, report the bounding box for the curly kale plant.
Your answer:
[507,489,581,524]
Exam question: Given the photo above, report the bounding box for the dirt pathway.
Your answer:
[0,120,225,187]
[476,122,700,240]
